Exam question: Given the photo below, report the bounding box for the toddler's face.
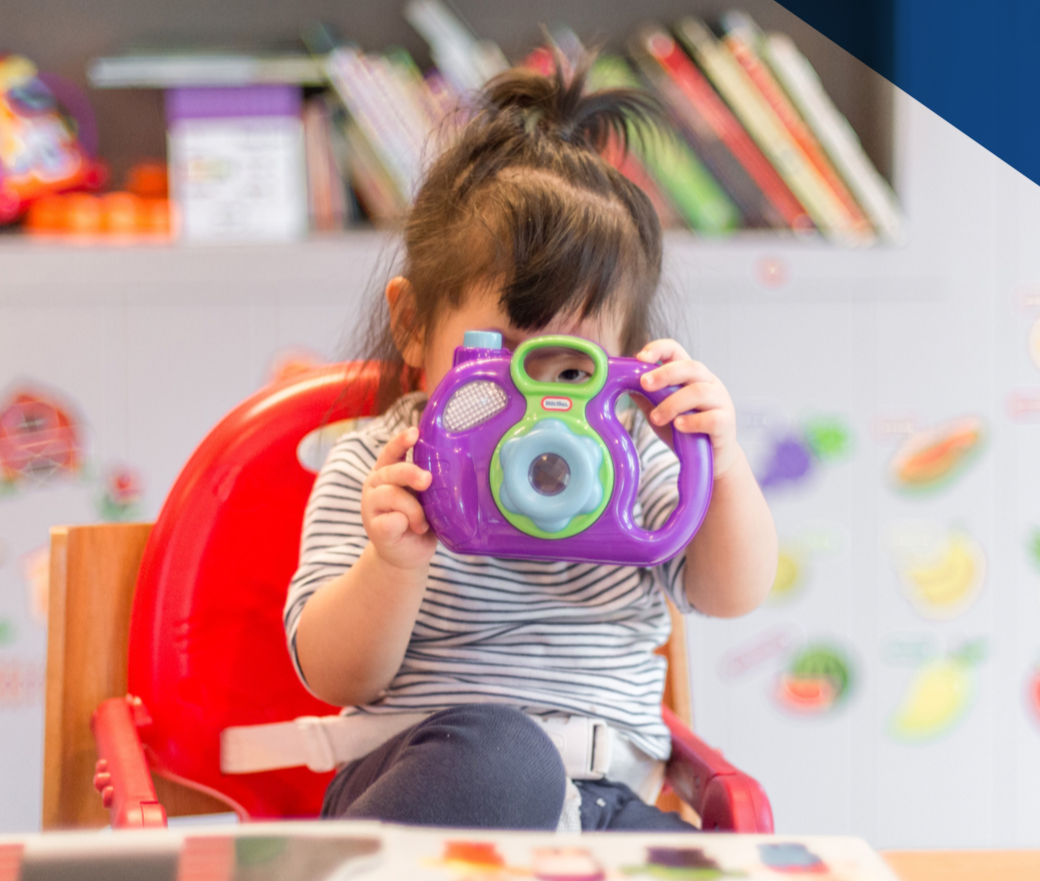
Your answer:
[421,285,624,392]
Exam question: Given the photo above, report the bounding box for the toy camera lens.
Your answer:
[528,453,570,496]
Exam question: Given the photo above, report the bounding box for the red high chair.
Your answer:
[43,362,773,833]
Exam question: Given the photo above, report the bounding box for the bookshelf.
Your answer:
[3,0,894,197]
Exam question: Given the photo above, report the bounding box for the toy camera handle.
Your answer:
[591,359,714,559]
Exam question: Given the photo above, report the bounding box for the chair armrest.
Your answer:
[90,696,167,828]
[662,704,774,833]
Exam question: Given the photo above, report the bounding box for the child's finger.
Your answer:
[367,510,410,545]
[366,484,430,534]
[640,360,714,392]
[374,427,420,469]
[367,461,432,493]
[636,339,691,365]
[647,383,725,426]
[671,408,729,437]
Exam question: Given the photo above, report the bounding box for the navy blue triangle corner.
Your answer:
[773,0,1040,189]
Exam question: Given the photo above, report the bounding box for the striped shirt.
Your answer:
[284,393,694,760]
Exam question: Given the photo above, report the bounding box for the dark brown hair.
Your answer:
[365,51,665,411]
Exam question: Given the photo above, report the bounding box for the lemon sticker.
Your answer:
[889,640,986,743]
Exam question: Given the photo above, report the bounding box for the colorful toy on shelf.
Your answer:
[24,161,171,240]
[0,55,105,223]
[414,332,713,565]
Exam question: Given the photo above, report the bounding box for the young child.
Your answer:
[285,57,777,832]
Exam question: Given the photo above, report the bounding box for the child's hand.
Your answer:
[636,339,738,478]
[362,427,438,570]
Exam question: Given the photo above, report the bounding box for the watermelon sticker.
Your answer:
[774,643,854,715]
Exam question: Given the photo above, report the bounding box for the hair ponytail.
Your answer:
[481,52,661,154]
[363,49,665,413]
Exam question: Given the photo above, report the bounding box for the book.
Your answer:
[165,86,308,242]
[762,32,905,242]
[589,56,742,235]
[404,0,508,95]
[675,17,859,242]
[630,25,807,231]
[88,52,326,88]
[302,97,346,231]
[720,11,875,243]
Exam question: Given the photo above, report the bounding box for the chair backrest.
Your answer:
[46,361,695,825]
[127,362,379,819]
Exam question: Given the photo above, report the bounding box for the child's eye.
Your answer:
[556,368,590,383]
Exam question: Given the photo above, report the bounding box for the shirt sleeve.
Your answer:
[282,428,385,687]
[629,408,697,614]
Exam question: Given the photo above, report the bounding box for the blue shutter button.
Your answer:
[463,331,503,349]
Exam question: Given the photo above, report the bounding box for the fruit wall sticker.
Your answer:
[775,643,854,715]
[1025,662,1040,730]
[888,416,985,493]
[769,522,849,606]
[771,547,805,602]
[886,523,985,621]
[95,464,143,521]
[740,405,853,494]
[0,384,84,493]
[889,639,986,743]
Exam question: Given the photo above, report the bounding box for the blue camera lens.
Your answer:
[529,453,570,496]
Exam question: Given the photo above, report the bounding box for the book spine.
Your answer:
[676,17,856,241]
[720,14,874,243]
[764,33,904,242]
[632,27,807,231]
[589,57,741,234]
[600,131,685,229]
[326,47,416,201]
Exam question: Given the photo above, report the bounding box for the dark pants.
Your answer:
[321,704,696,832]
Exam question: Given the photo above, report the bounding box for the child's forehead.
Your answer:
[447,285,624,353]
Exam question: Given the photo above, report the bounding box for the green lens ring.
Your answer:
[510,335,609,400]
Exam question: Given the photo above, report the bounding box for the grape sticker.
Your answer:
[740,405,854,494]
[889,640,986,743]
[775,643,854,715]
[888,416,984,493]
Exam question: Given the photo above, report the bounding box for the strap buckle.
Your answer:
[538,716,613,780]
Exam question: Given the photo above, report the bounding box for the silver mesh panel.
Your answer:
[443,381,508,431]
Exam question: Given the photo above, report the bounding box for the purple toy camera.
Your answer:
[414,332,714,566]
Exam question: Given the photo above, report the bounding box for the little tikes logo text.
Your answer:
[541,396,572,412]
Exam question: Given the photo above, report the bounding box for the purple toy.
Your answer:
[414,332,714,566]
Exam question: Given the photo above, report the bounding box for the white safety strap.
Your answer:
[220,711,656,791]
